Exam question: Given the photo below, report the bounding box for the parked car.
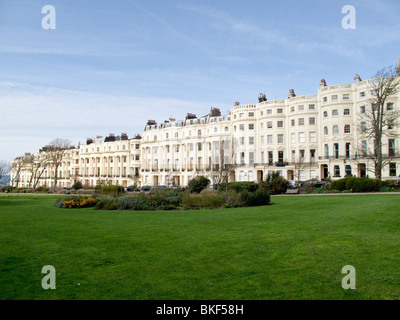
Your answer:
[170,185,180,189]
[154,185,167,190]
[126,185,136,192]
[141,186,152,192]
[300,180,326,188]
[63,187,73,190]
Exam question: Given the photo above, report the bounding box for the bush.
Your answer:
[57,196,98,209]
[330,177,382,193]
[97,185,125,196]
[217,182,259,193]
[240,189,270,207]
[260,173,289,195]
[299,183,315,194]
[35,186,49,193]
[182,192,225,209]
[72,181,83,190]
[187,176,210,193]
[0,185,15,193]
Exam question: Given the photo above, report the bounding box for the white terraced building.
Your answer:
[11,72,400,188]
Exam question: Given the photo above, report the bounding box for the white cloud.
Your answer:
[0,82,211,161]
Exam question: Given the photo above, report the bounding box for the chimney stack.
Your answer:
[288,89,296,98]
[258,93,267,103]
[320,79,327,88]
[354,73,362,82]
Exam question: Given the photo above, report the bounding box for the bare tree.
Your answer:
[26,154,49,188]
[207,136,237,188]
[44,138,72,188]
[292,155,310,185]
[0,160,11,183]
[356,65,400,179]
[11,156,28,187]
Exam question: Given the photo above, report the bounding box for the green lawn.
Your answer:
[1,193,400,300]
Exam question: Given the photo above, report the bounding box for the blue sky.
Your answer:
[0,0,399,162]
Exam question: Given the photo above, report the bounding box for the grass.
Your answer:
[1,193,400,300]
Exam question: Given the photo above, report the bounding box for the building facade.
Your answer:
[11,73,400,188]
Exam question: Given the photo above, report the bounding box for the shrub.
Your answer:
[182,192,225,209]
[97,185,125,196]
[331,177,382,193]
[299,183,315,194]
[1,185,15,193]
[72,181,82,190]
[260,173,289,195]
[240,189,270,207]
[35,186,49,193]
[217,182,259,193]
[57,196,97,209]
[187,176,210,193]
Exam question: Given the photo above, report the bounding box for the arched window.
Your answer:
[198,130,201,136]
[333,125,339,134]
[344,124,351,133]
[225,127,229,132]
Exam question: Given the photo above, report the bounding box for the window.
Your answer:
[198,143,202,151]
[249,152,254,166]
[240,153,245,165]
[277,108,283,114]
[309,104,315,110]
[346,143,351,159]
[299,149,305,158]
[324,111,328,117]
[345,165,352,176]
[310,170,317,179]
[334,143,339,159]
[214,127,217,133]
[332,109,338,116]
[387,103,394,111]
[309,132,316,142]
[267,121,273,128]
[267,109,272,114]
[362,141,367,155]
[333,125,339,134]
[323,97,328,102]
[344,109,350,115]
[240,137,245,145]
[225,127,229,132]
[249,112,254,117]
[360,92,365,97]
[261,136,265,145]
[344,124,351,133]
[389,139,395,156]
[334,165,340,177]
[298,105,304,111]
[277,121,284,128]
[239,113,244,118]
[343,94,350,100]
[278,134,284,143]
[332,95,338,101]
[175,145,179,152]
[389,163,396,176]
[299,132,305,143]
[275,151,283,163]
[291,133,295,143]
[249,124,254,130]
[298,118,305,125]
[267,135,273,144]
[198,130,201,136]
[360,106,365,113]
[324,144,329,159]
[310,149,316,159]
[309,117,315,125]
[291,150,296,161]
[249,137,254,145]
[260,123,263,130]
[239,124,244,131]
[268,151,273,165]
[261,151,265,164]
[290,106,295,112]
[388,120,394,130]
[239,171,244,181]
[291,119,295,127]
[260,111,263,116]
[361,122,366,132]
